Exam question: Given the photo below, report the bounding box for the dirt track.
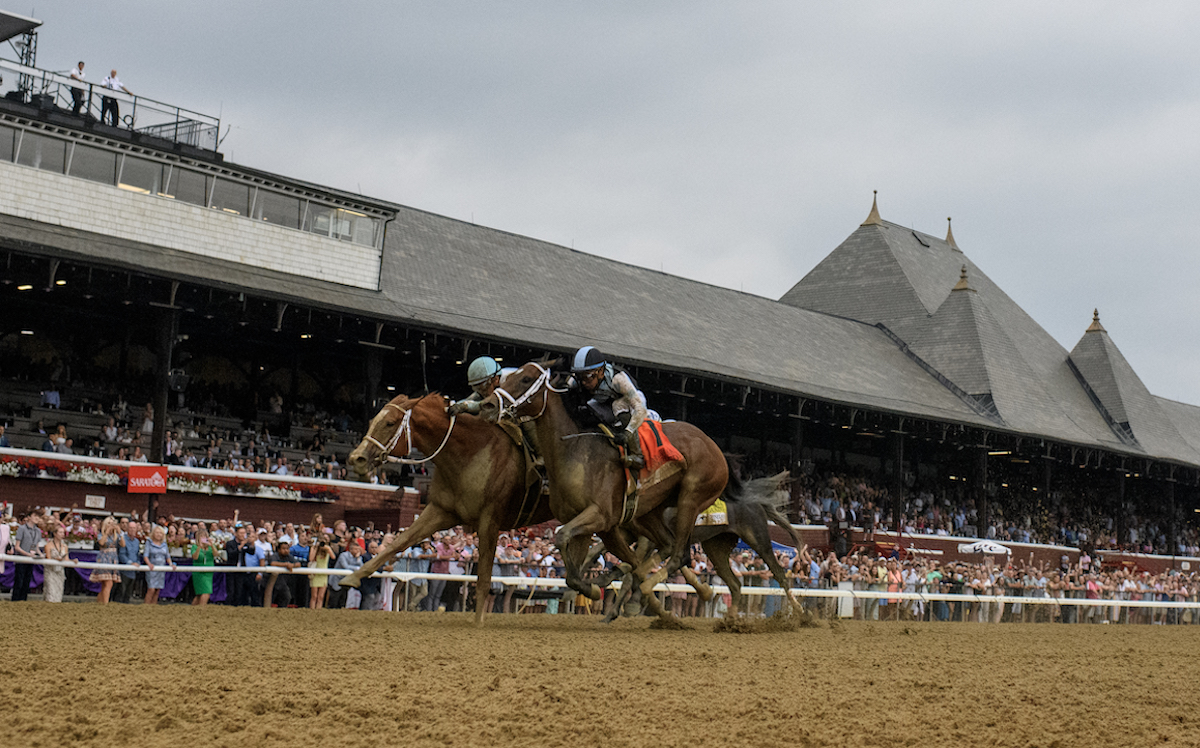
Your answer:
[2,604,1198,748]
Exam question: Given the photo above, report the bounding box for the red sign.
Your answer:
[127,465,168,494]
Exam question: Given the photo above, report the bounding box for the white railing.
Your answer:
[4,554,1198,615]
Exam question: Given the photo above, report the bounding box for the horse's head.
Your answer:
[477,361,560,424]
[348,394,428,477]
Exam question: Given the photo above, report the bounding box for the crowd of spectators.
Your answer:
[787,464,1200,558]
[11,393,422,485]
[5,506,1200,625]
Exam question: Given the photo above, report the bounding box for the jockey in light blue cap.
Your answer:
[448,356,508,416]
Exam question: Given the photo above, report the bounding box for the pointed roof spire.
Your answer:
[946,217,961,252]
[1086,308,1106,333]
[861,190,882,226]
[952,264,974,292]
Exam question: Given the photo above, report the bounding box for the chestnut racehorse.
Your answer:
[478,361,737,616]
[342,393,552,623]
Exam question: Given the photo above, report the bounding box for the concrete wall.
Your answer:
[0,159,382,290]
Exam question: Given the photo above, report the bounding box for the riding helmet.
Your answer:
[467,356,502,386]
[571,346,607,373]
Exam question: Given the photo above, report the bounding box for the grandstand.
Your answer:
[0,35,1197,555]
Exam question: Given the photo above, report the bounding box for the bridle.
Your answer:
[494,363,567,423]
[361,399,457,467]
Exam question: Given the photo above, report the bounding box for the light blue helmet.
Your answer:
[467,356,502,386]
[571,346,606,373]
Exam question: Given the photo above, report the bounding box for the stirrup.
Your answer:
[623,453,645,470]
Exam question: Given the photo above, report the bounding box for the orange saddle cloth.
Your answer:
[636,420,684,476]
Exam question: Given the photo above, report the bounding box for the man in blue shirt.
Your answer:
[401,539,434,612]
[116,519,141,603]
[289,529,311,607]
[243,534,265,607]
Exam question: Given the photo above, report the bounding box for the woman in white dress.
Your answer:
[42,523,71,603]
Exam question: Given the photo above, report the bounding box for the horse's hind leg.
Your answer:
[635,509,712,601]
[702,533,741,616]
[597,530,669,619]
[741,508,802,611]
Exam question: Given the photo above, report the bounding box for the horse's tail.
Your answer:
[722,453,745,502]
[730,470,805,548]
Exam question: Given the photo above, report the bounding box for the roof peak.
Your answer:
[861,190,882,226]
[946,217,961,252]
[1086,308,1107,333]
[952,264,975,292]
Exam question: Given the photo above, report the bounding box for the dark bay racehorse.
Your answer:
[343,393,552,624]
[478,362,735,614]
[604,471,806,619]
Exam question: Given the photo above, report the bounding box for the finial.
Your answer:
[952,264,973,292]
[1086,308,1106,333]
[861,190,882,226]
[946,217,960,251]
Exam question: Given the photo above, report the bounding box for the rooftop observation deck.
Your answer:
[0,57,222,162]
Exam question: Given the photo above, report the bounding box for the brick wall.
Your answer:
[0,159,381,290]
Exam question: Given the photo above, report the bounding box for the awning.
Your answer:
[0,10,41,45]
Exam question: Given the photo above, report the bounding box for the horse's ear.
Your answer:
[542,356,566,372]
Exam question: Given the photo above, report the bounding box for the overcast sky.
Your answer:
[18,1,1200,405]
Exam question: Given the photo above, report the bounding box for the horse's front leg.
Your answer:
[472,511,499,626]
[342,503,458,588]
[555,505,617,600]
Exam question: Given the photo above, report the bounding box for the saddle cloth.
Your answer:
[636,420,684,477]
[696,498,728,526]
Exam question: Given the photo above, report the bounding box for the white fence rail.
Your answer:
[4,554,1199,614]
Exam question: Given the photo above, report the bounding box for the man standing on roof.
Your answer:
[100,69,133,127]
[448,356,514,416]
[69,61,86,115]
[568,346,648,470]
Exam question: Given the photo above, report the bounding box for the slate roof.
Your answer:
[778,215,1200,465]
[1068,316,1197,462]
[6,151,1199,467]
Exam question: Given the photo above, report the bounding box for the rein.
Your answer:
[363,400,458,467]
[495,363,567,423]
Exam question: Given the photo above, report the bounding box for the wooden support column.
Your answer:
[149,303,177,522]
[890,430,904,534]
[1116,464,1126,548]
[975,447,988,538]
[1167,474,1177,558]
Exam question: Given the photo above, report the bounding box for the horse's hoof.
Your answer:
[587,584,602,601]
[341,576,361,589]
[696,582,714,601]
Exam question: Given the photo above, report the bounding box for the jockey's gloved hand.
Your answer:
[447,400,470,416]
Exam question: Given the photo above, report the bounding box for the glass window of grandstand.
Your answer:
[118,155,169,195]
[0,124,14,162]
[210,178,251,215]
[68,143,118,184]
[252,190,302,229]
[169,168,210,207]
[15,131,66,173]
[304,205,379,246]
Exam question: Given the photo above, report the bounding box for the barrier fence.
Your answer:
[4,554,1200,621]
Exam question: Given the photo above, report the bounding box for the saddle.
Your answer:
[496,420,548,526]
[598,421,685,526]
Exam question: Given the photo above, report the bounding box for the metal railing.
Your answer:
[0,58,220,151]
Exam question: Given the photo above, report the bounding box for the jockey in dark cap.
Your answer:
[568,346,649,470]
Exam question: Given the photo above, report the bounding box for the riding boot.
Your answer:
[621,430,645,470]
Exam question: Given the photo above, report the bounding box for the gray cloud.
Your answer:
[26,0,1200,403]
